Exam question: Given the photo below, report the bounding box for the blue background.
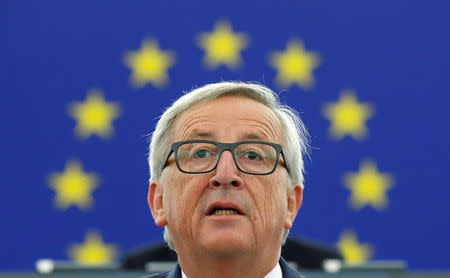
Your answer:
[1,0,450,271]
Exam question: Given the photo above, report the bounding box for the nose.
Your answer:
[209,150,244,188]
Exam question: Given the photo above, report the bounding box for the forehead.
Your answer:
[172,95,283,143]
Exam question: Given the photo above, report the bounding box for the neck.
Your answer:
[177,248,281,278]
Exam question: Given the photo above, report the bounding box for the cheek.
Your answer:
[256,174,288,221]
[163,173,188,224]
[163,172,207,226]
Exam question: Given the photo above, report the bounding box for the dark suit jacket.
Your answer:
[143,257,304,278]
[124,237,341,270]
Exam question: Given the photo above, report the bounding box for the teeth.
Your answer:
[212,209,239,215]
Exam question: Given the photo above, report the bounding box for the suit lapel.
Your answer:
[279,257,304,278]
[166,263,182,278]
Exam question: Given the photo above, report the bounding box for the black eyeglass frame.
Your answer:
[161,140,290,175]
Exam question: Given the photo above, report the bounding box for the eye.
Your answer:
[243,151,261,160]
[194,149,211,158]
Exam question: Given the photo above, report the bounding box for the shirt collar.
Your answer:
[181,262,282,278]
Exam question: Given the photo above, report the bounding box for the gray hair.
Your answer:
[148,81,309,251]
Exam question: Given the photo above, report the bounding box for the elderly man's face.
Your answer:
[149,96,302,257]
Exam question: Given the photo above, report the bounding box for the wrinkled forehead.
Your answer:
[170,95,284,144]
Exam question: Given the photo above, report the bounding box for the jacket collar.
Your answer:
[166,257,303,278]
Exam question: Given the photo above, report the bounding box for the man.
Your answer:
[146,82,309,278]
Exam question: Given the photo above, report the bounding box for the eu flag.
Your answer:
[1,0,449,271]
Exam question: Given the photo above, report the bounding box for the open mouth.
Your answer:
[207,204,244,216]
[209,208,241,215]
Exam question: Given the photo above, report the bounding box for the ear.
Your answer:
[284,183,303,229]
[148,179,167,227]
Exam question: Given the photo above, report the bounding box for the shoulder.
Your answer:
[141,273,170,278]
[140,263,181,278]
[280,257,306,278]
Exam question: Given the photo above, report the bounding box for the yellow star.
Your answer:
[269,39,320,88]
[337,230,373,265]
[197,21,249,69]
[48,160,99,210]
[69,89,120,139]
[344,160,393,210]
[323,90,373,140]
[69,231,117,265]
[124,39,175,88]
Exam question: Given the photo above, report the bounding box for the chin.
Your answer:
[200,232,251,255]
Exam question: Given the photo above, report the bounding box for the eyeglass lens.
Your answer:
[176,142,277,174]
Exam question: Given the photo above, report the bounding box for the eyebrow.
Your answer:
[189,130,214,139]
[240,133,265,141]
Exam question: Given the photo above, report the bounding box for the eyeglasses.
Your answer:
[162,140,289,175]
